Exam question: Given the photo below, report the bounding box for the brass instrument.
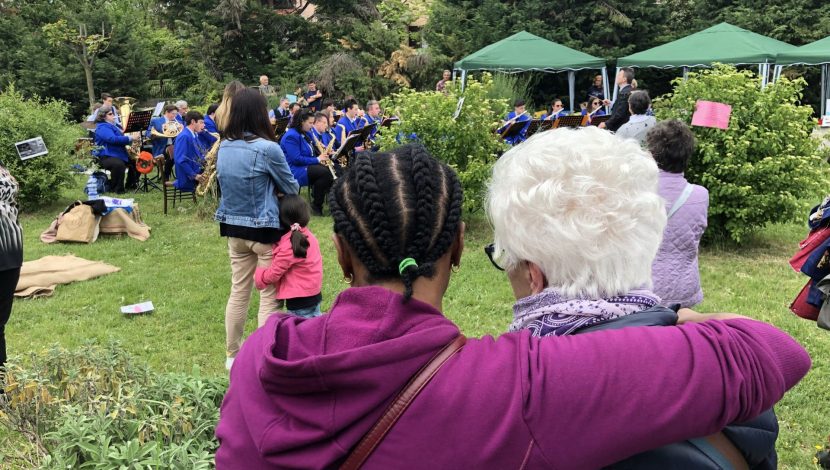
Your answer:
[151,120,184,139]
[115,97,143,158]
[312,133,337,179]
[114,96,137,131]
[196,138,221,197]
[295,87,308,107]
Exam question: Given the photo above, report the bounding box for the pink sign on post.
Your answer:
[691,100,732,130]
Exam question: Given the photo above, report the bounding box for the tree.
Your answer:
[42,19,112,108]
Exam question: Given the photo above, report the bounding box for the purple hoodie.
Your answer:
[216,286,809,469]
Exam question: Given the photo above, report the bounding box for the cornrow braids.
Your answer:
[328,144,463,301]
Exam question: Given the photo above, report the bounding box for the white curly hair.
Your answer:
[486,127,666,298]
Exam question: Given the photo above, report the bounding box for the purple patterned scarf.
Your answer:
[510,288,660,337]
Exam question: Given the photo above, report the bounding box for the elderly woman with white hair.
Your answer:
[487,127,782,468]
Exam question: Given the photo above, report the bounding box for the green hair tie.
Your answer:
[398,258,418,276]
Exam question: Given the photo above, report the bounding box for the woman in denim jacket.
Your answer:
[214,88,299,370]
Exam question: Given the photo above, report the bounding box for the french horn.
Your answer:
[151,120,184,139]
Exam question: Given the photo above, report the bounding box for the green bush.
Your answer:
[653,64,827,243]
[378,73,509,212]
[0,85,83,211]
[0,342,227,468]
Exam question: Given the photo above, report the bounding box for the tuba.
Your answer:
[196,136,221,197]
[114,96,138,131]
[115,97,142,158]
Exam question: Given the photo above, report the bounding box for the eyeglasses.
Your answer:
[106,112,114,116]
[592,102,601,106]
[484,243,506,271]
[553,104,563,108]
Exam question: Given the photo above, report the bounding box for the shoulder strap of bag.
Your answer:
[340,335,467,470]
[667,184,694,219]
[688,432,749,470]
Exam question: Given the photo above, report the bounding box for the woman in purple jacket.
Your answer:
[647,119,709,308]
[215,144,809,469]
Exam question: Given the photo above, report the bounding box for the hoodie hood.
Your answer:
[216,286,460,469]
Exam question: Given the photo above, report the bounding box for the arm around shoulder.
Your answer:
[519,319,809,468]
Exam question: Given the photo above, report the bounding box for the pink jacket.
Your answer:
[254,227,322,300]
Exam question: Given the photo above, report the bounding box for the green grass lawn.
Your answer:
[4,177,829,468]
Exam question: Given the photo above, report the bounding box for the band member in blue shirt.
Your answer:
[204,103,219,134]
[363,100,382,151]
[93,105,137,193]
[273,98,291,120]
[175,100,189,125]
[280,109,334,215]
[172,111,209,192]
[303,81,323,112]
[310,112,335,151]
[497,99,531,145]
[335,99,365,152]
[146,104,182,180]
[541,99,569,120]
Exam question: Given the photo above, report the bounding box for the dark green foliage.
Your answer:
[0,86,83,210]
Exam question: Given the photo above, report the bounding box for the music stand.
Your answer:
[274,117,290,138]
[499,120,528,141]
[589,115,610,127]
[332,133,363,168]
[380,117,399,127]
[352,123,377,144]
[552,115,588,129]
[524,120,543,138]
[124,110,153,134]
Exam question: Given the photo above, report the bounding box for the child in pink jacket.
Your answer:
[254,195,323,318]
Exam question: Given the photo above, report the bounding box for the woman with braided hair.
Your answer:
[216,144,809,469]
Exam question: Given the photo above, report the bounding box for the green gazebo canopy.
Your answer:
[454,31,605,72]
[617,22,795,68]
[777,36,830,65]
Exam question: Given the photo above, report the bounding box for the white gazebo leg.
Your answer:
[612,67,620,104]
[460,70,467,92]
[682,67,689,81]
[601,66,610,113]
[568,71,575,113]
[822,64,827,117]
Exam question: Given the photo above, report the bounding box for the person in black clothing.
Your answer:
[0,161,22,380]
[587,74,604,101]
[601,68,635,132]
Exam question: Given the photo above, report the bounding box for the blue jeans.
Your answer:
[289,303,321,319]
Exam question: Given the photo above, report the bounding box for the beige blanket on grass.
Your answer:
[15,255,120,298]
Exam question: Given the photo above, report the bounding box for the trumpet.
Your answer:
[312,133,337,179]
[151,120,183,139]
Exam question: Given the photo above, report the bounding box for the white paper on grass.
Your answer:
[121,301,154,314]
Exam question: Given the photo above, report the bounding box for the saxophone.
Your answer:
[312,132,337,179]
[196,137,221,197]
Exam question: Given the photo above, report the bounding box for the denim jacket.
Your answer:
[214,136,299,228]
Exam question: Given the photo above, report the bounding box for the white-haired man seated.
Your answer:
[485,127,780,468]
[174,100,189,125]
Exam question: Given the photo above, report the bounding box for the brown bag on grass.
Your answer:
[55,202,100,243]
